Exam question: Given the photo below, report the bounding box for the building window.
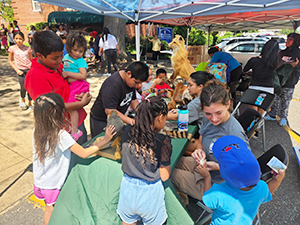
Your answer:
[32,0,41,12]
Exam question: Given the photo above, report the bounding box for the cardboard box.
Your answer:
[200,45,208,55]
[187,46,202,55]
[188,55,200,65]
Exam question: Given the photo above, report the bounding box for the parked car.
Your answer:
[263,35,287,50]
[216,36,268,49]
[222,41,266,67]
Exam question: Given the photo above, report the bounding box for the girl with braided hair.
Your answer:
[117,96,172,225]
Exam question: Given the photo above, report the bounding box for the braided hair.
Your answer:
[130,96,168,166]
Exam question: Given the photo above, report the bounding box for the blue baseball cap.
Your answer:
[212,135,261,189]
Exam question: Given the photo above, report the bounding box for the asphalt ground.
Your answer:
[1,55,300,224]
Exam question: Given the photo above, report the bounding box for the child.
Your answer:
[154,68,171,97]
[25,31,91,145]
[32,93,116,225]
[62,32,89,141]
[117,96,172,225]
[8,31,33,110]
[197,135,285,224]
[0,26,8,52]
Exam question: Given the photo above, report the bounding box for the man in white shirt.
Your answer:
[99,27,121,76]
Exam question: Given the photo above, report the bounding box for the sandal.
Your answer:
[19,99,28,110]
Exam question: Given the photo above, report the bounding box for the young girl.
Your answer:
[265,33,300,126]
[33,93,116,225]
[8,31,33,110]
[244,39,279,114]
[62,32,89,141]
[171,79,249,205]
[0,24,8,52]
[117,96,172,225]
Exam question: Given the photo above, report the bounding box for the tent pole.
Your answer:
[186,26,190,49]
[135,22,140,61]
[208,26,211,47]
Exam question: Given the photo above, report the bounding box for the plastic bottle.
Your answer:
[178,105,189,132]
[254,93,266,106]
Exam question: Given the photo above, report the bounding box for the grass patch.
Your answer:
[0,49,9,56]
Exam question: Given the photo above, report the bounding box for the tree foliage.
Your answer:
[0,0,14,22]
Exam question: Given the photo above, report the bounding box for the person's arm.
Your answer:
[129,99,139,111]
[147,37,153,42]
[8,52,23,75]
[160,165,171,181]
[105,108,134,125]
[243,58,253,72]
[196,135,203,149]
[65,92,92,111]
[268,170,285,194]
[62,67,87,80]
[197,164,212,192]
[158,41,161,51]
[116,44,121,54]
[99,47,103,56]
[70,125,116,158]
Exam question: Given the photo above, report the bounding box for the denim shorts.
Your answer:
[117,174,167,225]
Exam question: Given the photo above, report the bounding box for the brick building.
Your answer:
[10,0,66,40]
[3,0,159,42]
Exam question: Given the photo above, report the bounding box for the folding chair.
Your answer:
[232,89,275,152]
[253,144,289,225]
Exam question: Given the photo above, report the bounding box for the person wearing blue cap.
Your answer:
[197,135,285,225]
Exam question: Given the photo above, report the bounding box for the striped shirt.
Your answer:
[8,44,32,70]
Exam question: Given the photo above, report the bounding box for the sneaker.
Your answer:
[71,130,83,141]
[279,118,287,127]
[264,115,276,121]
[104,73,111,76]
[28,106,33,112]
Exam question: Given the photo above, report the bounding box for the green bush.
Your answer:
[188,27,206,46]
[26,22,55,32]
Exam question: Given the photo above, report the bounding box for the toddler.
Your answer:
[62,32,89,141]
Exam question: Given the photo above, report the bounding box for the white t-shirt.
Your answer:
[33,129,76,189]
[56,30,67,36]
[99,34,118,51]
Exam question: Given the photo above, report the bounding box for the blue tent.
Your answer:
[38,0,300,60]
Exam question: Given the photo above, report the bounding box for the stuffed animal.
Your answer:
[168,35,195,82]
[167,35,195,110]
[94,111,124,160]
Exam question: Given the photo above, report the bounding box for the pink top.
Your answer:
[8,44,32,70]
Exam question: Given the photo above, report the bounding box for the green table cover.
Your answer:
[49,125,197,225]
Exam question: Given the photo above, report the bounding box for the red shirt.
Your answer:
[154,82,172,90]
[25,58,86,125]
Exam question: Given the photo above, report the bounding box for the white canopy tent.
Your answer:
[38,0,300,60]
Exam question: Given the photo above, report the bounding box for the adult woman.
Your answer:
[171,79,249,204]
[99,27,120,76]
[28,25,36,47]
[167,71,214,127]
[265,33,300,126]
[93,31,102,66]
[243,39,279,114]
[56,24,67,37]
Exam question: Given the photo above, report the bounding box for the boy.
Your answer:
[197,135,285,225]
[25,31,91,144]
[90,61,149,137]
[154,68,171,97]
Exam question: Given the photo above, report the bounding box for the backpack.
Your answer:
[274,64,294,94]
[205,62,228,85]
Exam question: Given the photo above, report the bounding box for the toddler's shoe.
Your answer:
[104,73,111,76]
[19,98,28,110]
[279,118,287,127]
[71,130,83,141]
[264,115,276,121]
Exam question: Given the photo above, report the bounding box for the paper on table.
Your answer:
[267,156,287,173]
